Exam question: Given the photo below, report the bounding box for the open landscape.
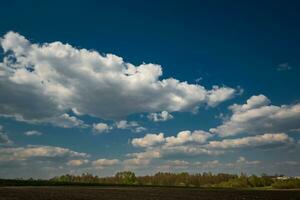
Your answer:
[1,187,300,200]
[1,1,300,199]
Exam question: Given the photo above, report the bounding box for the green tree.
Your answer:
[115,171,137,185]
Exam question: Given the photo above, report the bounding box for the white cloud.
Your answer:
[276,161,299,166]
[195,157,261,169]
[166,160,190,166]
[92,123,110,134]
[165,130,212,146]
[158,160,190,170]
[223,157,261,169]
[124,150,161,168]
[132,133,165,148]
[235,156,261,165]
[222,157,261,168]
[0,125,12,145]
[129,130,219,165]
[127,150,162,160]
[206,133,292,149]
[195,160,221,168]
[157,157,261,172]
[50,114,87,128]
[129,130,292,164]
[160,145,223,156]
[0,145,88,162]
[206,86,237,107]
[147,111,173,122]
[0,31,235,126]
[0,144,92,178]
[195,77,203,83]
[92,120,146,134]
[134,126,147,133]
[131,130,212,148]
[210,94,300,137]
[123,158,151,166]
[67,159,89,166]
[92,159,119,169]
[24,130,43,136]
[114,120,146,133]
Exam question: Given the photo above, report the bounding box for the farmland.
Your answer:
[0,186,300,200]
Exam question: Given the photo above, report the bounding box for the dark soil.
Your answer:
[0,186,300,200]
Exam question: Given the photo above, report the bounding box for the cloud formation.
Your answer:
[92,159,119,169]
[132,133,165,147]
[124,150,161,168]
[24,130,43,136]
[206,133,292,149]
[0,125,12,145]
[132,130,212,148]
[147,111,173,122]
[129,129,293,166]
[0,31,235,126]
[92,123,110,134]
[67,159,89,166]
[92,120,146,134]
[129,130,220,165]
[210,95,300,137]
[157,157,261,172]
[114,120,146,133]
[0,145,88,162]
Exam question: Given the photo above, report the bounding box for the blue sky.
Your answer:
[0,0,300,178]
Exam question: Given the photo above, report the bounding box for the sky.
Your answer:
[0,0,300,179]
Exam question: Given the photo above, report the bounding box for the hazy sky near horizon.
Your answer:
[0,0,300,178]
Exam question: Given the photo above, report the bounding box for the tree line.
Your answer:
[50,171,300,189]
[1,171,299,189]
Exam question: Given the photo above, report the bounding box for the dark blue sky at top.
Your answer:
[0,0,300,176]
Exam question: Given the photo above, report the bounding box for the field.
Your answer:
[0,187,300,200]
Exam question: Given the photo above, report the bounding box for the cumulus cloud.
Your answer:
[210,95,300,137]
[124,150,161,168]
[129,130,220,165]
[157,157,261,172]
[0,125,12,145]
[165,130,212,146]
[235,156,261,165]
[92,120,146,134]
[147,111,173,122]
[129,130,293,165]
[0,145,88,162]
[67,159,89,166]
[92,159,119,169]
[24,130,43,136]
[123,158,151,167]
[131,130,212,148]
[0,31,235,126]
[195,160,221,168]
[132,133,165,147]
[92,123,110,134]
[50,114,87,128]
[114,120,146,133]
[206,133,292,149]
[195,157,261,169]
[160,145,223,156]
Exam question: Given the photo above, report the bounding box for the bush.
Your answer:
[272,179,300,189]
